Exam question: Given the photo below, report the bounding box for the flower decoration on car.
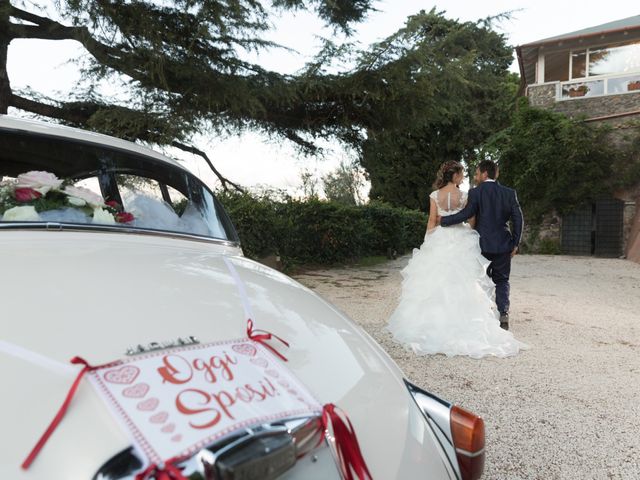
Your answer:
[104,200,135,224]
[0,171,135,224]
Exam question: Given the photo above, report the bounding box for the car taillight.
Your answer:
[450,405,485,480]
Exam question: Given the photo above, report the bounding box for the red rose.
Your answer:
[115,211,135,223]
[14,187,42,202]
[105,200,120,209]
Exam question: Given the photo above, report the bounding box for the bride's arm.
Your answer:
[468,216,476,229]
[426,198,439,232]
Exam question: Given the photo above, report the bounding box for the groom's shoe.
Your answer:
[500,314,509,330]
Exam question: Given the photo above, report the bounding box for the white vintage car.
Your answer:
[0,116,485,480]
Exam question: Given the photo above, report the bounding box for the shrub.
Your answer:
[216,192,279,259]
[480,98,640,223]
[217,193,427,267]
[275,199,372,266]
[535,238,561,255]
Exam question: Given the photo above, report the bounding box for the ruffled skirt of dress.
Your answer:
[386,224,528,359]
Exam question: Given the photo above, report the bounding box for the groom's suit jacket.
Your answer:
[440,181,524,254]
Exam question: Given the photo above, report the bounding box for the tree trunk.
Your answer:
[0,0,11,114]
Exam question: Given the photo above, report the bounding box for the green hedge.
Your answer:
[217,192,428,267]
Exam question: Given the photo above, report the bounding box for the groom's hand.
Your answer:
[511,247,518,258]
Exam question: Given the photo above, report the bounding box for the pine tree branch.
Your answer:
[171,141,245,193]
[9,94,92,124]
[8,22,79,40]
[9,5,132,81]
[10,93,242,192]
[8,4,52,26]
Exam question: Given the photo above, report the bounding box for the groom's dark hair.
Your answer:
[478,160,498,179]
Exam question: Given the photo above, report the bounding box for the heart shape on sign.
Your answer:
[137,397,159,412]
[122,383,150,399]
[265,369,279,378]
[104,365,140,385]
[250,358,268,368]
[161,423,176,433]
[232,343,257,357]
[149,411,169,424]
[171,434,183,443]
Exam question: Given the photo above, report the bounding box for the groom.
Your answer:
[440,160,523,330]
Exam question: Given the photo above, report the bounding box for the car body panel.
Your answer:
[1,230,453,479]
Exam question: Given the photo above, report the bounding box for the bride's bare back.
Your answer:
[433,187,465,214]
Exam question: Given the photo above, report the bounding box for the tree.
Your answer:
[1,0,379,188]
[299,168,319,200]
[321,160,363,205]
[479,98,640,221]
[3,4,516,199]
[1,0,377,139]
[359,12,517,211]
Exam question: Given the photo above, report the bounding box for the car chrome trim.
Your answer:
[93,415,339,480]
[456,447,486,458]
[125,336,200,356]
[0,222,242,248]
[405,379,461,480]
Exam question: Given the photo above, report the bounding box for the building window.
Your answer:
[545,51,569,82]
[588,40,640,77]
[571,50,587,79]
[538,38,640,99]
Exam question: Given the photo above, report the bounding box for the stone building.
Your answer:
[515,15,640,261]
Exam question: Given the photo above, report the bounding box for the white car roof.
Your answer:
[0,115,186,171]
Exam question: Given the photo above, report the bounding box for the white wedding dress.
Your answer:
[386,189,527,359]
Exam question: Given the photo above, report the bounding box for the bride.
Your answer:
[386,161,527,359]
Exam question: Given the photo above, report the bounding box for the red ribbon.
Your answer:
[21,356,120,470]
[135,457,188,480]
[246,318,289,362]
[322,403,373,480]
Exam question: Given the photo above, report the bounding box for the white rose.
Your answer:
[2,205,40,222]
[64,186,105,208]
[67,196,86,207]
[16,171,64,195]
[92,208,116,225]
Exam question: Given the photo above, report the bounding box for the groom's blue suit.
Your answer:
[440,180,523,315]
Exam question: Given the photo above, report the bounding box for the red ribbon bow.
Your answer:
[322,403,373,480]
[246,318,290,361]
[135,458,188,480]
[21,356,120,470]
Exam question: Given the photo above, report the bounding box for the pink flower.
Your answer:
[14,187,42,202]
[16,171,63,195]
[63,186,105,208]
[105,200,120,210]
[115,211,135,223]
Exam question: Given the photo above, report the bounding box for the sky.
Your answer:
[6,1,640,195]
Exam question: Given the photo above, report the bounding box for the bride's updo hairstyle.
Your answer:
[433,160,464,189]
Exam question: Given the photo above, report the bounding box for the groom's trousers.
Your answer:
[482,251,511,315]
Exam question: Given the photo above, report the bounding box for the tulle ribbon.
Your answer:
[246,318,289,361]
[321,403,373,480]
[21,356,121,469]
[135,457,188,480]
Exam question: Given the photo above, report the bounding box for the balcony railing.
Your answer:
[558,72,640,100]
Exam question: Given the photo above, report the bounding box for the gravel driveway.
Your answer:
[293,255,640,479]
